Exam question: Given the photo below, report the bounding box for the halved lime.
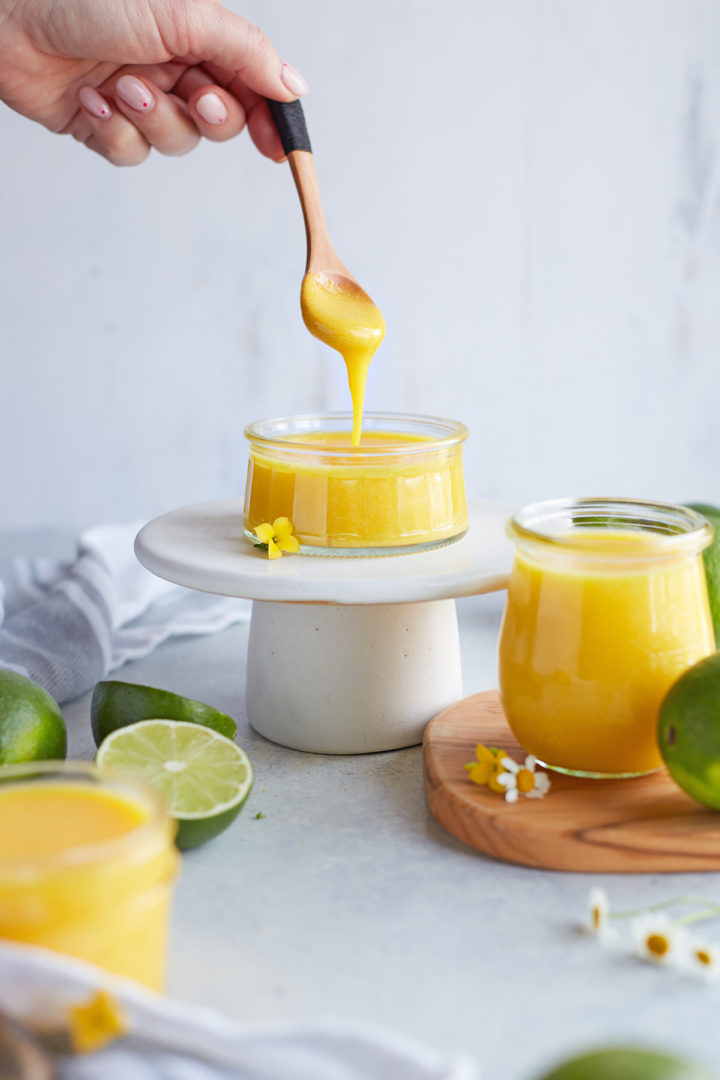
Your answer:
[91,681,237,747]
[95,720,253,850]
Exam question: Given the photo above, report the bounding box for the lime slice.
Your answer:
[0,670,66,764]
[96,720,253,850]
[91,681,237,747]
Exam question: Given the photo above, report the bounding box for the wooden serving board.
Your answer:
[423,690,720,872]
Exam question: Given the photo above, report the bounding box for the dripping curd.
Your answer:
[300,272,385,446]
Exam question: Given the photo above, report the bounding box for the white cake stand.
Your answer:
[135,499,513,754]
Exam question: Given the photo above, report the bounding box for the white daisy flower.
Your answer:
[631,912,687,966]
[588,888,610,934]
[683,936,720,982]
[496,754,551,802]
[583,887,621,945]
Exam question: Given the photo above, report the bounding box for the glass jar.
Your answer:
[243,412,469,556]
[0,762,179,991]
[498,498,715,778]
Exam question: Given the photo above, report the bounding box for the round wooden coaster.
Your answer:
[423,690,720,872]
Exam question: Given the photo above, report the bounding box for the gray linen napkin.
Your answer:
[0,524,249,704]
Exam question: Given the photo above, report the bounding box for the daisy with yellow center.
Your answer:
[496,754,551,803]
[588,887,609,933]
[632,912,688,966]
[687,938,720,980]
[253,517,300,560]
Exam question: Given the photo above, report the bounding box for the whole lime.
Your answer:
[91,680,237,747]
[687,503,720,646]
[658,652,720,808]
[537,1047,717,1080]
[0,670,67,764]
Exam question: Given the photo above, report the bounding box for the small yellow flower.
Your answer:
[463,743,499,786]
[463,743,522,795]
[488,761,511,793]
[68,990,127,1054]
[254,517,300,559]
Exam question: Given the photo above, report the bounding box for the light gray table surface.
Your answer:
[3,532,720,1080]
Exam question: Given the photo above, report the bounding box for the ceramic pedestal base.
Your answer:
[245,599,463,754]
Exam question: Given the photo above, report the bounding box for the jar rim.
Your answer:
[507,497,713,560]
[0,760,174,878]
[244,411,468,458]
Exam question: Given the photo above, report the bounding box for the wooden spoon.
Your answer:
[267,100,385,445]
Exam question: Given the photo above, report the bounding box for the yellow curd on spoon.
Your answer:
[301,272,385,446]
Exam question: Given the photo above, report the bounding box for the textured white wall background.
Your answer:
[1,0,719,529]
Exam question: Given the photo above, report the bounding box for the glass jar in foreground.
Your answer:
[498,498,715,778]
[243,412,469,556]
[0,762,179,991]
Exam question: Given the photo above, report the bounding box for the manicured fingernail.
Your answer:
[78,86,112,119]
[195,92,228,125]
[280,62,309,96]
[116,75,155,112]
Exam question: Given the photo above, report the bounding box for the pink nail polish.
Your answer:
[115,75,155,112]
[280,62,309,97]
[195,92,228,125]
[79,86,112,119]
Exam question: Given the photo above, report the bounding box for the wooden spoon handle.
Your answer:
[266,99,312,155]
[266,98,339,272]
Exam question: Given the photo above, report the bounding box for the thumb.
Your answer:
[182,3,308,101]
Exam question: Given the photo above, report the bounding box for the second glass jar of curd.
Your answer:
[0,762,179,991]
[498,498,715,777]
[243,412,468,556]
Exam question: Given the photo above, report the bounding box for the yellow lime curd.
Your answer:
[300,272,385,446]
[499,500,715,777]
[0,764,179,990]
[243,415,468,554]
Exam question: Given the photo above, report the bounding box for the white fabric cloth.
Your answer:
[0,943,478,1080]
[0,524,250,703]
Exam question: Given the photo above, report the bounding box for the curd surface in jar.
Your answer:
[499,516,714,777]
[0,766,179,990]
[243,417,468,554]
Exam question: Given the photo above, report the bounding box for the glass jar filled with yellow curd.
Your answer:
[0,762,179,991]
[498,498,715,778]
[243,412,468,556]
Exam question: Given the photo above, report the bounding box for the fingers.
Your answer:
[113,73,200,157]
[76,87,151,166]
[75,64,248,164]
[247,101,285,161]
[173,67,246,142]
[185,5,309,102]
[195,63,285,161]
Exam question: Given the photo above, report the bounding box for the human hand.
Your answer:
[0,0,308,165]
